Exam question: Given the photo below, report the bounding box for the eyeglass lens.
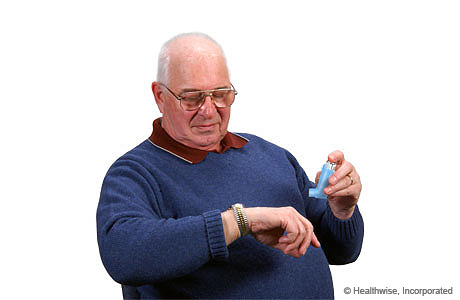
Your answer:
[181,90,235,111]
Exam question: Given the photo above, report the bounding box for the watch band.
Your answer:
[230,203,250,237]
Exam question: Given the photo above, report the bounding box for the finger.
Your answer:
[285,240,304,258]
[273,242,290,253]
[328,184,360,198]
[328,150,344,165]
[280,245,302,258]
[286,248,303,258]
[297,217,315,255]
[284,219,305,254]
[325,173,353,195]
[298,228,312,255]
[311,232,321,248]
[279,232,295,243]
[277,235,303,258]
[278,213,300,244]
[315,171,321,185]
[329,161,354,185]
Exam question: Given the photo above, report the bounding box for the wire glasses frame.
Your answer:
[158,82,238,111]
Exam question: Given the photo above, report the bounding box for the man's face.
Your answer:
[156,52,231,151]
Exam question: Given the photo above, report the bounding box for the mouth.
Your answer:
[194,123,218,131]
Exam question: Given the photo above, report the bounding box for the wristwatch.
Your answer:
[228,203,250,237]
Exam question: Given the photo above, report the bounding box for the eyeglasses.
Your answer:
[158,82,238,111]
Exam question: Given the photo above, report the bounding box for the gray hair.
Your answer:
[156,32,227,85]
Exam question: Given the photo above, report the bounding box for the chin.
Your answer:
[193,133,223,148]
[197,135,220,146]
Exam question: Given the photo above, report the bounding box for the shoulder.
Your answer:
[231,132,300,163]
[232,132,285,151]
[112,140,153,164]
[236,132,304,164]
[104,140,162,177]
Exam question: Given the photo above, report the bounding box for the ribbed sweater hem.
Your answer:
[203,209,228,259]
[325,203,362,241]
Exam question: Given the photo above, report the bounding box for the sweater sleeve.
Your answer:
[285,151,364,265]
[96,158,228,286]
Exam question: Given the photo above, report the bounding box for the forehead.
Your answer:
[167,39,230,90]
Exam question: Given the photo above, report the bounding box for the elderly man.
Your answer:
[97,33,364,299]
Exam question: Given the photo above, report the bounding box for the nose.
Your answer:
[197,95,217,119]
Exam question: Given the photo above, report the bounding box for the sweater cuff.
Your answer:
[325,203,362,241]
[202,210,229,260]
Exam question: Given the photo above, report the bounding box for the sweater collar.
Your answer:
[148,118,248,164]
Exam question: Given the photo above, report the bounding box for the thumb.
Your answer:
[315,171,321,185]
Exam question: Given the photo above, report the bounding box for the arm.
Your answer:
[96,160,227,286]
[316,203,364,264]
[221,207,321,258]
[285,150,364,264]
[320,150,362,220]
[318,150,364,264]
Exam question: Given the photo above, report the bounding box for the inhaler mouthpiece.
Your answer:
[308,161,336,199]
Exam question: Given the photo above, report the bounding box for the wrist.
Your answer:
[230,203,250,237]
[221,210,240,245]
[329,203,355,220]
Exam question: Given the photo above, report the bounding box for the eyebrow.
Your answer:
[180,86,230,93]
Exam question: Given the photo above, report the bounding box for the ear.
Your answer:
[152,82,165,113]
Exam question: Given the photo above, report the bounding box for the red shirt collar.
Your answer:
[148,118,248,164]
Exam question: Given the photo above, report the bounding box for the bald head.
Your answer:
[157,33,228,86]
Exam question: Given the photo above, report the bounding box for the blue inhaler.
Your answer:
[308,161,336,199]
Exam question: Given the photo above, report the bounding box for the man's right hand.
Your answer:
[221,207,320,258]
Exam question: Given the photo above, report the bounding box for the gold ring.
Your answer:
[347,174,354,185]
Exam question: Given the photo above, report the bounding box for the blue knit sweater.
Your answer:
[97,133,364,299]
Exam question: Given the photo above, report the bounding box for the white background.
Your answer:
[1,0,459,299]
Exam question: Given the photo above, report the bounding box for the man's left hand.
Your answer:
[315,150,362,220]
